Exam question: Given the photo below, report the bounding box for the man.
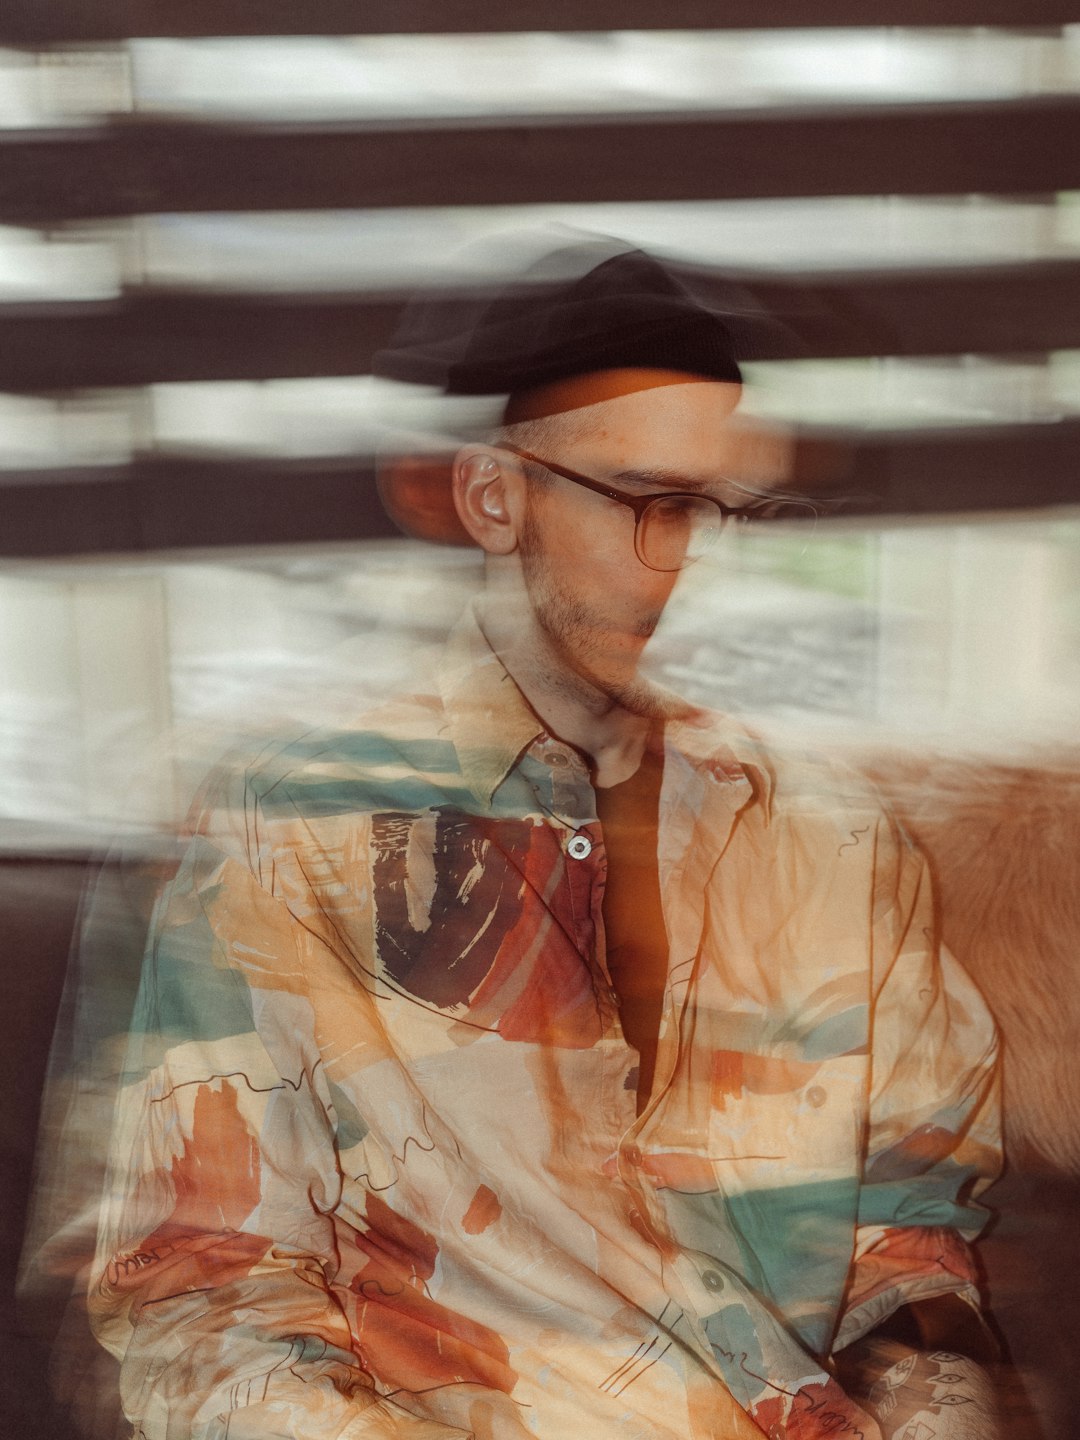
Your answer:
[90,243,1002,1439]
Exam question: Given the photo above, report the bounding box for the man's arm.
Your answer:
[90,832,469,1440]
[834,819,1004,1436]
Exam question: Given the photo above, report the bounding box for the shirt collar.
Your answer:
[665,710,775,823]
[438,602,774,820]
[438,605,547,807]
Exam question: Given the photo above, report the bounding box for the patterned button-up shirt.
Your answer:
[91,611,1001,1440]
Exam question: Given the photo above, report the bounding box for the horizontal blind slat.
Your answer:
[4,101,1080,221]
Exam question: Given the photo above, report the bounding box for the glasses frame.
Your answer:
[500,442,812,572]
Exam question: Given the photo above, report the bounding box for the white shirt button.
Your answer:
[566,834,592,860]
[622,1143,643,1167]
[701,1268,725,1294]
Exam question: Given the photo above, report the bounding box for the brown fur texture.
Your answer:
[859,747,1080,1177]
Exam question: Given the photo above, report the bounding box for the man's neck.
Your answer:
[476,601,653,788]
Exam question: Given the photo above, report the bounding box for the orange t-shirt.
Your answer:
[595,745,668,1113]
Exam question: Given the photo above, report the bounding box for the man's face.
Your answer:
[513,376,743,714]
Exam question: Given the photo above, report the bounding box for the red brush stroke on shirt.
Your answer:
[462,1185,502,1235]
[849,1224,978,1310]
[473,826,602,1048]
[351,1193,516,1395]
[640,1151,717,1192]
[105,1081,269,1304]
[168,1081,263,1233]
[710,1050,823,1108]
[753,1379,872,1439]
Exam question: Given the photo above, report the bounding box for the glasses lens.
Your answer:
[637,495,725,572]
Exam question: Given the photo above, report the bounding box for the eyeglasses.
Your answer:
[502,444,819,573]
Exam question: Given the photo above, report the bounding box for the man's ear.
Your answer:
[451,447,520,555]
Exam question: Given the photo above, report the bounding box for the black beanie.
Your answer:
[374,240,794,397]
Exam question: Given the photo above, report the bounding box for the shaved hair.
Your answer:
[490,408,596,484]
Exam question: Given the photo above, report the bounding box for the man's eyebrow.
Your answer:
[609,467,711,492]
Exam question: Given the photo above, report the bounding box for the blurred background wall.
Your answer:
[1,14,1080,843]
[2,5,1079,1437]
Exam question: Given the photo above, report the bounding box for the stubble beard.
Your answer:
[519,509,681,722]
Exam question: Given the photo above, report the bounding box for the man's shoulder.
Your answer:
[770,740,887,819]
[189,685,466,838]
[682,709,895,827]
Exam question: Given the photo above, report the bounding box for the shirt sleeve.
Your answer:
[89,822,470,1440]
[833,815,1002,1352]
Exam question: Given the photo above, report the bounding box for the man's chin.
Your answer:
[589,665,694,723]
[633,612,664,640]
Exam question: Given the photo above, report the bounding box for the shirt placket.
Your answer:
[530,737,637,1138]
[538,741,679,1262]
[614,757,763,1348]
[653,758,757,1104]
